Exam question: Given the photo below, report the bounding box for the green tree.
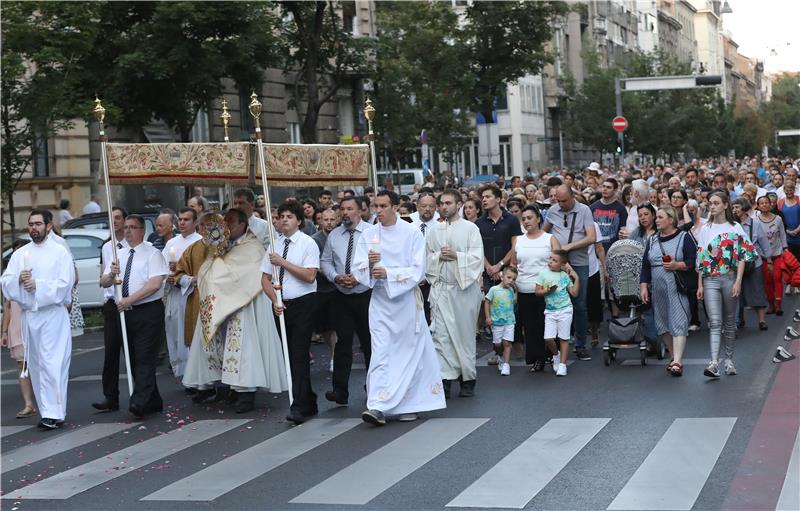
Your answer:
[764,74,800,156]
[279,1,375,143]
[373,1,471,168]
[458,1,568,123]
[81,2,279,142]
[1,2,100,240]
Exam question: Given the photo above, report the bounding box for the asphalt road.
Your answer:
[1,300,798,511]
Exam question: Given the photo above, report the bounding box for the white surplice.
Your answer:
[426,218,484,382]
[162,232,202,377]
[1,238,75,420]
[353,219,446,415]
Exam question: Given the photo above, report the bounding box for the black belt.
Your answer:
[282,293,314,306]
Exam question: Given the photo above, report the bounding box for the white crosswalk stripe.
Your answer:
[2,422,132,472]
[2,415,792,509]
[142,418,361,501]
[776,427,800,511]
[2,419,248,500]
[447,418,611,509]
[607,417,737,511]
[291,418,488,505]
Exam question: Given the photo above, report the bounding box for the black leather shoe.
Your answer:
[324,389,348,405]
[459,379,476,397]
[286,408,318,424]
[442,380,452,400]
[91,399,119,412]
[129,405,145,419]
[191,388,216,404]
[235,392,255,414]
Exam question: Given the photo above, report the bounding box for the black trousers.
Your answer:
[587,272,603,324]
[519,292,546,365]
[101,300,124,403]
[331,290,372,398]
[420,282,431,325]
[282,292,318,415]
[125,300,164,411]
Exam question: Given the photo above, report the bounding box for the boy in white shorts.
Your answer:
[483,266,518,376]
[534,249,580,376]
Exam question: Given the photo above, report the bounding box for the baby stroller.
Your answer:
[603,239,649,366]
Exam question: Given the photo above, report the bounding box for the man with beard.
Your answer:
[425,190,484,398]
[320,196,372,405]
[2,210,75,430]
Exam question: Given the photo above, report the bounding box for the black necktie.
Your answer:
[117,242,122,250]
[279,238,290,286]
[121,248,135,298]
[420,223,427,236]
[344,230,354,274]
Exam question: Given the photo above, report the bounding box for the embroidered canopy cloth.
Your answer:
[106,142,369,186]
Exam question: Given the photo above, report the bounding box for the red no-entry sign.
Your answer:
[612,116,628,132]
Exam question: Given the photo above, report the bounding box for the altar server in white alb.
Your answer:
[425,189,484,399]
[1,209,75,430]
[353,190,446,426]
[162,207,202,379]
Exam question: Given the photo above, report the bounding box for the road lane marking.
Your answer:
[2,423,132,472]
[142,418,361,501]
[1,419,248,500]
[776,427,800,511]
[291,418,488,505]
[446,418,610,509]
[607,417,737,510]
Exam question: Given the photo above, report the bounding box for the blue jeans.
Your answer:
[571,265,589,348]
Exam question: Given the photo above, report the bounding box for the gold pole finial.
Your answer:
[248,91,262,130]
[93,97,106,125]
[363,97,375,128]
[220,98,231,141]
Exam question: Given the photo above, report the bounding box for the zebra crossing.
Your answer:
[0,416,794,509]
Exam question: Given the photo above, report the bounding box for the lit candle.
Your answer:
[168,246,177,262]
[23,250,31,271]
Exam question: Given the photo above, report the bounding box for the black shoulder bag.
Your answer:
[656,232,697,295]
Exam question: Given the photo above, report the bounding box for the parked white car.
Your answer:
[2,229,107,308]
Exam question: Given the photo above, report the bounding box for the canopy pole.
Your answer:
[363,98,379,190]
[248,92,293,407]
[94,98,134,397]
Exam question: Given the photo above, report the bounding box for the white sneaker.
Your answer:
[556,363,567,376]
[552,352,560,374]
[724,359,737,375]
[688,324,700,332]
[329,359,334,373]
[500,363,511,376]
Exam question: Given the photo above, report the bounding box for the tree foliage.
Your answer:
[81,2,280,142]
[459,1,568,122]
[279,1,375,143]
[562,48,772,160]
[763,74,800,156]
[1,2,99,238]
[373,1,471,165]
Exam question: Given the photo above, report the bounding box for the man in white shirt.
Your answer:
[233,188,270,250]
[162,207,202,380]
[101,214,168,419]
[92,206,130,413]
[1,209,75,430]
[261,201,320,424]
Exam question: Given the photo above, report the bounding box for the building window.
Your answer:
[342,1,358,36]
[32,127,49,177]
[288,122,301,144]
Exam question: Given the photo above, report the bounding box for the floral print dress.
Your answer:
[695,221,757,278]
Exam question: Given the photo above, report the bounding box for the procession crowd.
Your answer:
[3,155,800,430]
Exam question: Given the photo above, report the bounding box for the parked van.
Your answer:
[377,168,425,195]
